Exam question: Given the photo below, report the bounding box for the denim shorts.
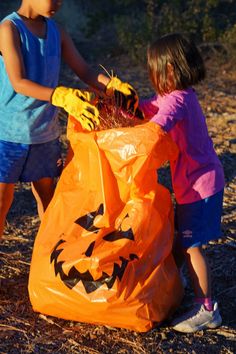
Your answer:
[175,189,224,249]
[0,138,63,183]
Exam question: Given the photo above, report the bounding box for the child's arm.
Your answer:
[0,20,99,130]
[60,26,139,115]
[0,20,55,101]
[139,95,159,119]
[60,25,109,91]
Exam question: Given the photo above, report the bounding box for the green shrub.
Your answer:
[70,0,236,63]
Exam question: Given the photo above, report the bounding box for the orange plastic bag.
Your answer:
[28,120,183,332]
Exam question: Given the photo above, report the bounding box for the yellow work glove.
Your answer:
[106,77,139,116]
[51,86,100,131]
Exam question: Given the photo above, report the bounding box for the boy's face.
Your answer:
[29,0,63,18]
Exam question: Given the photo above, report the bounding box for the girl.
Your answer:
[0,0,138,237]
[140,33,225,333]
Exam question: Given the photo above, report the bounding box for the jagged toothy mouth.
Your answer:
[50,239,138,294]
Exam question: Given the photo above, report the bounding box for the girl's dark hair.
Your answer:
[147,33,206,95]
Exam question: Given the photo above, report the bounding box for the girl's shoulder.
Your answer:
[159,88,195,106]
[169,88,194,100]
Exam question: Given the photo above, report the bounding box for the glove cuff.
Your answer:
[106,77,122,96]
[51,86,71,107]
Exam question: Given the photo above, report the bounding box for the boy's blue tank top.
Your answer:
[0,12,61,144]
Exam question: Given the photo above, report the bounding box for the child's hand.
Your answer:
[51,86,100,131]
[106,77,139,115]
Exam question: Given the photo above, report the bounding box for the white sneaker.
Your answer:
[171,302,222,333]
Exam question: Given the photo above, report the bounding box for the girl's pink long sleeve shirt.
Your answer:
[140,88,225,204]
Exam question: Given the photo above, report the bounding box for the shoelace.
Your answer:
[187,305,212,321]
[177,305,203,322]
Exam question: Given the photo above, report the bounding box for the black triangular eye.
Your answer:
[103,213,134,241]
[84,241,95,257]
[103,228,134,242]
[75,204,104,233]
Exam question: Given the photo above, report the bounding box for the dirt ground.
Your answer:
[0,55,235,353]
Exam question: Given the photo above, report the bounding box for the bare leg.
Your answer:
[31,177,55,220]
[185,246,211,298]
[172,247,221,332]
[0,183,14,239]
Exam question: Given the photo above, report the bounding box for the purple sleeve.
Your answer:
[150,93,186,132]
[139,95,159,119]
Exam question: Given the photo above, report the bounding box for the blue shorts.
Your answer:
[0,138,63,183]
[175,189,224,249]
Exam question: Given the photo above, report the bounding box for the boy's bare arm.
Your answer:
[60,26,110,92]
[0,20,100,129]
[0,20,54,101]
[59,27,141,115]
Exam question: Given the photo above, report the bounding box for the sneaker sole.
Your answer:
[173,315,222,333]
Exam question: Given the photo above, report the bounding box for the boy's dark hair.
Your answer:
[147,33,206,95]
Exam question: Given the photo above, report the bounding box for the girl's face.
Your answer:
[29,0,63,18]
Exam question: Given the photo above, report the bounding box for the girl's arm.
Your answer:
[60,26,110,92]
[0,20,54,101]
[150,93,185,132]
[139,95,159,119]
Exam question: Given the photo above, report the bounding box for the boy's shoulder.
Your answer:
[1,11,18,24]
[0,12,19,36]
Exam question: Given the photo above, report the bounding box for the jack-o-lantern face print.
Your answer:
[50,204,139,294]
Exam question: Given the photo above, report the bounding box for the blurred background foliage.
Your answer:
[1,0,236,63]
[81,0,236,62]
